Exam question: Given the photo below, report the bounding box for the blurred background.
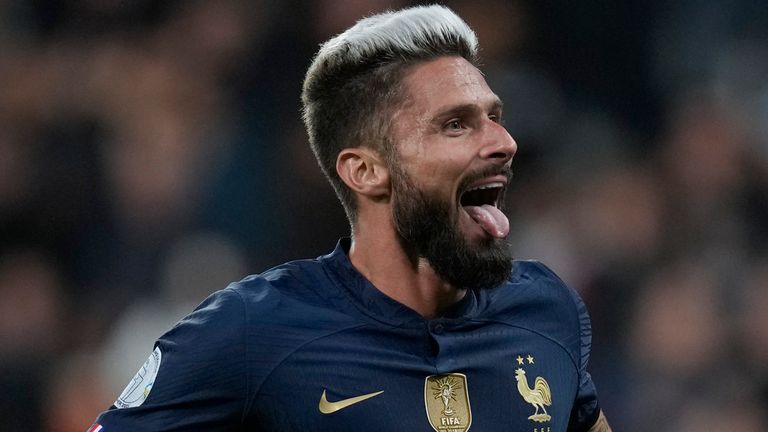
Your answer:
[0,0,766,430]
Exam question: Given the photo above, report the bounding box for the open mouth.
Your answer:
[458,181,509,239]
[459,182,504,208]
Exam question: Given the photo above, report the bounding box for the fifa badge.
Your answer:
[424,373,472,432]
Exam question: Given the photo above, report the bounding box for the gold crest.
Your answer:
[424,373,472,432]
[514,367,552,423]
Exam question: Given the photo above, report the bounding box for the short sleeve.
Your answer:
[566,291,601,432]
[92,288,247,431]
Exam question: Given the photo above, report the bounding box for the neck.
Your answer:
[348,219,466,319]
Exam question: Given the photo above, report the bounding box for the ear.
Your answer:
[336,148,390,199]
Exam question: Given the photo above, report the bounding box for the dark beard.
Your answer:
[390,166,513,291]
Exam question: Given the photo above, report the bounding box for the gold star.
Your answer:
[516,355,524,365]
[527,355,535,364]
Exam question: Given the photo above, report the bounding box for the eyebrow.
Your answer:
[430,97,504,123]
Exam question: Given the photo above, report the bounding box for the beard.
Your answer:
[390,164,513,291]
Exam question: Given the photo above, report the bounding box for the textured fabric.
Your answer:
[95,238,599,431]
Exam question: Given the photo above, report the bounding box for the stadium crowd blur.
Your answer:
[1,0,767,430]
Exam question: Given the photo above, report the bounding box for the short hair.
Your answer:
[301,5,479,224]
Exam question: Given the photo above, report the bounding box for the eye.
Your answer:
[488,114,502,124]
[445,119,464,132]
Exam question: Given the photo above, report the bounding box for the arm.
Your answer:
[564,271,606,432]
[91,288,247,431]
[535,261,608,432]
[588,411,612,432]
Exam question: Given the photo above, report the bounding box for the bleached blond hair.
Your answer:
[301,5,479,224]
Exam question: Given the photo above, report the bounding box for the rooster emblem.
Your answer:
[514,368,552,423]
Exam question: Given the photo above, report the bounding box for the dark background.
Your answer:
[1,0,767,430]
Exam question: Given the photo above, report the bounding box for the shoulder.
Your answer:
[495,259,586,315]
[95,255,356,428]
[220,257,365,347]
[225,256,347,320]
[482,260,591,361]
[161,255,356,361]
[169,256,362,385]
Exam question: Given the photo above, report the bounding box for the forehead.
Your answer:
[400,56,497,113]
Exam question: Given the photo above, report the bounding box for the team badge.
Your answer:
[115,346,162,409]
[514,354,552,424]
[424,373,472,432]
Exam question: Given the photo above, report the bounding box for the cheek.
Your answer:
[393,122,471,194]
[420,148,472,183]
[403,159,463,201]
[414,161,444,183]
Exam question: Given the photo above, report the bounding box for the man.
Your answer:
[90,5,611,431]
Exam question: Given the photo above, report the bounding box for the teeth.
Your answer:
[466,182,504,192]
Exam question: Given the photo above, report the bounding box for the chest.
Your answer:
[247,322,578,432]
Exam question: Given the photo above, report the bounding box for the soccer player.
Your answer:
[90,5,611,431]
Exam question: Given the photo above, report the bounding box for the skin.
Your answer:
[337,56,516,318]
[589,411,612,432]
[336,55,613,432]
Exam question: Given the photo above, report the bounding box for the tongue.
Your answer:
[464,204,509,238]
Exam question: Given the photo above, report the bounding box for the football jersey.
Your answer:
[92,238,600,431]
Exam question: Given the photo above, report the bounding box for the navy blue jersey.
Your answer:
[93,239,600,431]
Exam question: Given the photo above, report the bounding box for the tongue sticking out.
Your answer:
[464,204,509,238]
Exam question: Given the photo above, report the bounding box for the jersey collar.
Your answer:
[320,238,480,328]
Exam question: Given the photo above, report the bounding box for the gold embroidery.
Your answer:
[424,373,472,432]
[318,389,384,414]
[514,367,552,423]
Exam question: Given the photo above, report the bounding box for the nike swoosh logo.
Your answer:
[318,389,384,414]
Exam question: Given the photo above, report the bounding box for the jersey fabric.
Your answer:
[93,238,600,431]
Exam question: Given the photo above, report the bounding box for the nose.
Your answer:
[479,121,517,165]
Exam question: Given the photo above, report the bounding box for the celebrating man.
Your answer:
[90,5,610,431]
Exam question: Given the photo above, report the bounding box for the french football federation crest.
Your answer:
[514,367,552,423]
[424,373,472,432]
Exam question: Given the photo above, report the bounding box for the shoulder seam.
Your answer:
[470,318,580,372]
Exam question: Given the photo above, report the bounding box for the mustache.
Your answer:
[458,164,513,193]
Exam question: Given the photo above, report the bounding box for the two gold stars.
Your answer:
[516,355,535,365]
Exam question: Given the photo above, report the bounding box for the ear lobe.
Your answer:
[336,148,390,198]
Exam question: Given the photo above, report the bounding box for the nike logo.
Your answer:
[318,389,384,414]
